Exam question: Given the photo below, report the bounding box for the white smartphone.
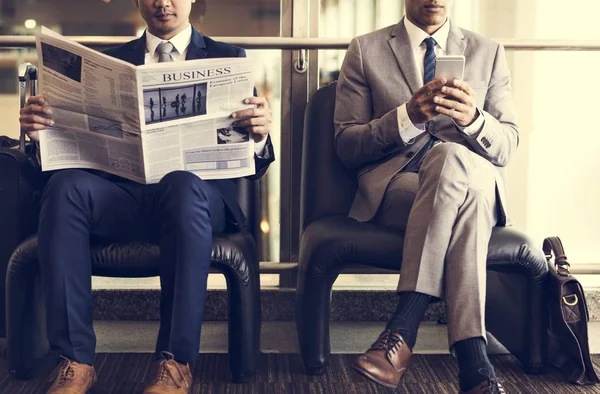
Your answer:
[434,55,465,82]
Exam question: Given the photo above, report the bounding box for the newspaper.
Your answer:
[35,26,256,184]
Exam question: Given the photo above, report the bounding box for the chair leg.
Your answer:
[486,270,547,374]
[296,267,339,376]
[7,268,50,379]
[220,262,261,383]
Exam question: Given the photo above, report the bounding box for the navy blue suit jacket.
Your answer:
[102,27,274,228]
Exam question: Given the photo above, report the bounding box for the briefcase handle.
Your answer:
[543,236,571,277]
[18,63,38,154]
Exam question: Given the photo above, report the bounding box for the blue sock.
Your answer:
[454,337,496,392]
[386,291,431,350]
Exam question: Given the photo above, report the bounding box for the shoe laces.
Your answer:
[154,351,189,389]
[370,329,405,359]
[49,356,78,386]
[477,368,505,394]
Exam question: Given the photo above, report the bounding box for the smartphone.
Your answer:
[434,55,465,82]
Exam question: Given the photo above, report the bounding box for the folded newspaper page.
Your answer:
[35,26,256,183]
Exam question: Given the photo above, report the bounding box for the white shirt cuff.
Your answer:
[397,103,426,144]
[455,108,485,136]
[254,136,268,157]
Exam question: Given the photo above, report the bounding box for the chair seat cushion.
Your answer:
[299,216,547,280]
[7,230,257,283]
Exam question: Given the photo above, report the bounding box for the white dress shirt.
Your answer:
[145,25,268,155]
[145,24,192,64]
[396,17,484,143]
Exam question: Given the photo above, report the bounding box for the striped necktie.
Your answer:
[423,37,437,83]
[156,41,174,63]
[402,37,438,173]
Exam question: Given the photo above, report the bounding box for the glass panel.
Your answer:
[0,0,282,289]
[318,0,600,289]
[248,49,282,263]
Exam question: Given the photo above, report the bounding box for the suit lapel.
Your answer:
[446,21,467,56]
[388,19,421,95]
[185,27,208,60]
[122,34,146,66]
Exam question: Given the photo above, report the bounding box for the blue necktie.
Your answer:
[423,37,437,83]
[403,37,437,173]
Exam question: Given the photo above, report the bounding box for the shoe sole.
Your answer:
[351,363,399,389]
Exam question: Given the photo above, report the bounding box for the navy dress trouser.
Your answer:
[37,169,226,365]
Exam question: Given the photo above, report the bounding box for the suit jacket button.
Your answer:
[406,151,414,158]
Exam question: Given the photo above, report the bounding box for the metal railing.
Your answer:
[2,36,600,51]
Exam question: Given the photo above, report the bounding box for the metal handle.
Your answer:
[294,49,307,74]
[18,64,38,153]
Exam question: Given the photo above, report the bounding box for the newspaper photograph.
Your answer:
[35,26,257,183]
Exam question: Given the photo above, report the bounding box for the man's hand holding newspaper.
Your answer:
[231,96,271,143]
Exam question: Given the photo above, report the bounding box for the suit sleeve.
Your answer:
[334,37,410,170]
[28,141,41,169]
[236,47,276,180]
[462,44,519,167]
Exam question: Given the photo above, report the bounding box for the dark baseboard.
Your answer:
[92,287,600,322]
[92,288,448,322]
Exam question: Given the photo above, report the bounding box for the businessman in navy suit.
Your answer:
[19,1,274,393]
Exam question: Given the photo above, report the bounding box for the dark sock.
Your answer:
[385,291,431,350]
[454,337,496,392]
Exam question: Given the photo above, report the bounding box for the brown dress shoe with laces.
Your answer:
[352,329,412,388]
[143,352,193,394]
[460,379,506,394]
[47,356,96,394]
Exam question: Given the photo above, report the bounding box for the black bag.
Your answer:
[0,136,19,149]
[544,236,600,385]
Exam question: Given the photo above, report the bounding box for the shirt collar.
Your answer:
[145,24,193,58]
[404,16,450,53]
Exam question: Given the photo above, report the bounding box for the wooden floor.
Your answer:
[2,353,599,394]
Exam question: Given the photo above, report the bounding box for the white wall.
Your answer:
[1,95,20,140]
[523,0,600,264]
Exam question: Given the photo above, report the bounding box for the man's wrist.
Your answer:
[254,134,269,157]
[462,109,480,127]
[397,103,425,144]
[254,134,267,143]
[406,100,419,125]
[455,108,485,136]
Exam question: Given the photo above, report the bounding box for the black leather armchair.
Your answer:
[296,82,549,375]
[1,148,261,383]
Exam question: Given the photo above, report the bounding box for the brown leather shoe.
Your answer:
[460,379,506,394]
[352,329,412,388]
[143,352,193,394]
[46,356,96,394]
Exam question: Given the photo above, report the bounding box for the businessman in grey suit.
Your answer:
[334,1,517,393]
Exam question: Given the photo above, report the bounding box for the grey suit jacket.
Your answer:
[334,18,519,225]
